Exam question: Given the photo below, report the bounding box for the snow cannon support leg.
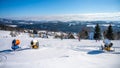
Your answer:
[11,46,20,51]
[32,45,38,49]
[105,47,111,51]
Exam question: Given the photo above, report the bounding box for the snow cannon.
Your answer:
[104,47,111,51]
[11,39,20,50]
[31,40,39,49]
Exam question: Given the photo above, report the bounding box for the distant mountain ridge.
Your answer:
[0,17,120,33]
[0,12,120,33]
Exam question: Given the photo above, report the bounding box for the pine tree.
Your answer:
[106,24,114,40]
[94,24,101,40]
[33,30,37,34]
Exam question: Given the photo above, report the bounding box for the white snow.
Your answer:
[7,25,17,27]
[100,24,115,27]
[0,30,120,68]
[86,24,96,28]
[86,24,115,28]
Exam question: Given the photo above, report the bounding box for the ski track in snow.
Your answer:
[0,30,120,68]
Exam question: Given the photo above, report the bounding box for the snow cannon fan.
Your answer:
[11,39,20,50]
[31,40,39,49]
[16,39,20,45]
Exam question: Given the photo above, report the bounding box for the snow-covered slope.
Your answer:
[0,30,120,68]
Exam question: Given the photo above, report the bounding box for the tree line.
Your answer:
[79,24,120,40]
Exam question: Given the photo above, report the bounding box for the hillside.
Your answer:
[0,30,120,68]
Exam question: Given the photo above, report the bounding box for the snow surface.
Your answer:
[0,30,120,68]
[6,25,17,27]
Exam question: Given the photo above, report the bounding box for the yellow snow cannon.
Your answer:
[31,40,39,49]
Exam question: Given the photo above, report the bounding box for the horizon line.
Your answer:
[0,12,120,18]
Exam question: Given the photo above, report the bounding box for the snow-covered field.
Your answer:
[0,30,120,68]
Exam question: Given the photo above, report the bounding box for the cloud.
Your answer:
[5,12,120,21]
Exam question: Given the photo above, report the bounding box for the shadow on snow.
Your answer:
[87,50,104,55]
[0,48,31,53]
